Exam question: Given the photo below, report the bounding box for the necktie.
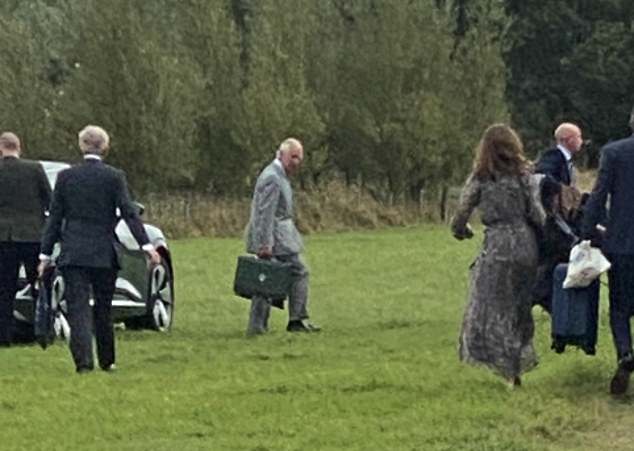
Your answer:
[568,160,577,187]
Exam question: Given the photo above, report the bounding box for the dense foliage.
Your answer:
[0,0,506,201]
[0,0,632,199]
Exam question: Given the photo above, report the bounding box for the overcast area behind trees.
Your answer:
[0,0,633,211]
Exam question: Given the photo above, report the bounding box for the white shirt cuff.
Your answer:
[142,244,155,252]
[39,254,52,261]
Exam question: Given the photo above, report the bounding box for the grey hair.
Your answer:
[554,123,580,143]
[276,137,302,158]
[629,105,634,131]
[78,125,110,154]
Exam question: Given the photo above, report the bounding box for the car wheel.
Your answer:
[147,261,174,331]
[51,272,71,340]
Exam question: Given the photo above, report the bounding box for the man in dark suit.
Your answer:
[533,123,585,313]
[39,125,160,372]
[582,106,634,396]
[535,122,584,187]
[0,132,52,346]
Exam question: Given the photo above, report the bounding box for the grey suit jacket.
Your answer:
[246,160,303,256]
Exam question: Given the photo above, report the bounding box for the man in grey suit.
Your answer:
[245,138,320,335]
[583,106,634,395]
[0,132,52,346]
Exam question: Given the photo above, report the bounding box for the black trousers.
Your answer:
[606,254,634,361]
[62,266,118,371]
[0,241,39,344]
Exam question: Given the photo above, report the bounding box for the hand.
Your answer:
[257,246,273,259]
[146,249,161,266]
[464,223,474,239]
[37,260,51,278]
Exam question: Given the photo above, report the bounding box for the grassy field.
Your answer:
[1,225,632,450]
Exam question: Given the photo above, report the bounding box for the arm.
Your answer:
[253,177,280,257]
[116,171,161,264]
[450,174,480,240]
[37,164,52,213]
[38,172,66,275]
[581,148,613,239]
[526,174,547,227]
[535,150,561,180]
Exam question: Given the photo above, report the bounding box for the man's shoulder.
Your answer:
[257,162,282,182]
[602,136,634,153]
[538,147,562,161]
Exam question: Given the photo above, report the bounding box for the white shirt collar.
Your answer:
[556,144,572,162]
[273,158,286,175]
[83,154,102,161]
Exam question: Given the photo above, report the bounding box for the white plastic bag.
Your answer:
[563,240,611,289]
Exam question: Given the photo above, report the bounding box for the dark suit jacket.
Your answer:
[535,147,571,186]
[0,156,52,242]
[582,135,634,255]
[40,158,150,269]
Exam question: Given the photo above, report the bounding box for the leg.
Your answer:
[607,254,634,395]
[18,242,40,288]
[0,243,19,345]
[247,295,271,335]
[17,242,41,318]
[607,255,634,360]
[89,268,117,370]
[280,254,310,322]
[62,267,95,372]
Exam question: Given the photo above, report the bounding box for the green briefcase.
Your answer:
[233,255,293,305]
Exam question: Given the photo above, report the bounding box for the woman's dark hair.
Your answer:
[473,123,530,179]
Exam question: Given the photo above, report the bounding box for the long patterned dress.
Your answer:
[451,173,546,379]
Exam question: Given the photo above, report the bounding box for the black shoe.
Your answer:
[76,366,94,374]
[619,353,634,372]
[610,367,630,396]
[101,364,117,372]
[286,320,321,333]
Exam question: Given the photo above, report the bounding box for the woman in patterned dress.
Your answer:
[451,124,546,387]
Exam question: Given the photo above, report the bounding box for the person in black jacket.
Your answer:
[38,125,160,373]
[535,122,584,188]
[582,107,634,396]
[0,132,52,346]
[532,123,585,313]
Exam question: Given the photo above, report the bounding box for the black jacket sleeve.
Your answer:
[40,171,66,256]
[115,170,150,248]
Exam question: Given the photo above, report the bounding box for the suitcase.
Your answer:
[551,263,600,355]
[233,255,293,307]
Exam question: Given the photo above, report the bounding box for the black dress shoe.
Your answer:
[286,320,321,333]
[101,364,117,372]
[76,366,94,374]
[619,353,634,372]
[610,367,630,396]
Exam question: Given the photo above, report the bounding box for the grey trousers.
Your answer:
[247,254,309,334]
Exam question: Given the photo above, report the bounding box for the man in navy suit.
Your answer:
[39,125,161,373]
[536,122,584,187]
[583,107,634,395]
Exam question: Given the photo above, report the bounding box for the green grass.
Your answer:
[1,225,632,450]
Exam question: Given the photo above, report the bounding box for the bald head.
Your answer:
[554,122,583,154]
[0,132,21,156]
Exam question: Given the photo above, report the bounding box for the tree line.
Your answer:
[0,0,632,204]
